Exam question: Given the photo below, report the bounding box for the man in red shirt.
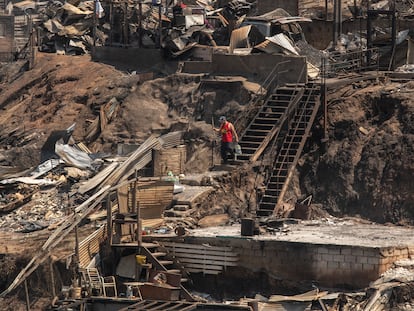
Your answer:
[213,116,239,164]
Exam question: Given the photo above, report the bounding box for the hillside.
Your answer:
[1,53,413,225]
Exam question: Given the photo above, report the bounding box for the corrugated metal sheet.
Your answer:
[118,300,252,311]
[254,33,298,55]
[159,131,184,148]
[78,225,107,268]
[246,8,311,24]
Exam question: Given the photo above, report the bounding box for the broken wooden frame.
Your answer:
[160,242,239,275]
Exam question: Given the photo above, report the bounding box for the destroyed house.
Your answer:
[240,8,312,43]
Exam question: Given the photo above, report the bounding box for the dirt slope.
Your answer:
[300,79,414,224]
[1,54,413,225]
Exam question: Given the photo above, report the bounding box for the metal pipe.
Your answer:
[138,1,142,47]
[24,280,30,311]
[158,2,162,48]
[389,0,397,70]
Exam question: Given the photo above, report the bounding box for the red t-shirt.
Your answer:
[220,121,233,142]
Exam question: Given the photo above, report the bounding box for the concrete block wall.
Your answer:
[92,47,165,71]
[378,247,413,273]
[183,237,414,289]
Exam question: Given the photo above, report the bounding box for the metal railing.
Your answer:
[233,60,291,135]
[321,47,380,77]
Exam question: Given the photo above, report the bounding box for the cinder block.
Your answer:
[328,248,340,255]
[363,249,378,257]
[317,247,329,254]
[352,248,364,256]
[353,263,363,271]
[368,257,380,265]
[362,263,377,272]
[339,262,352,270]
[344,255,356,263]
[341,248,352,255]
[321,254,333,261]
[333,254,345,262]
[327,261,340,269]
[356,256,368,264]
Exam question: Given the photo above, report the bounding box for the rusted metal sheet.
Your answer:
[118,300,198,311]
[117,300,252,310]
[158,131,184,148]
[140,283,181,301]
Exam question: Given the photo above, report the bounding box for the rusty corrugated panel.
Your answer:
[159,131,184,148]
[117,300,198,311]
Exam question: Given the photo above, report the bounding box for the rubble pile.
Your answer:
[33,0,258,55]
[37,0,95,54]
[0,187,64,232]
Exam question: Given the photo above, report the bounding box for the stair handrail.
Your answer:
[270,81,318,170]
[234,60,291,134]
[273,83,320,214]
[248,63,308,214]
[263,62,308,169]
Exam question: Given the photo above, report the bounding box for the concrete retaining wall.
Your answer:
[92,47,165,71]
[211,54,307,85]
[181,237,414,289]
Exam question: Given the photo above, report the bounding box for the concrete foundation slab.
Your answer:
[170,218,414,289]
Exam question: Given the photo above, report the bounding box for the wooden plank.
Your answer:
[78,162,119,194]
[153,146,186,176]
[178,258,238,267]
[180,263,223,271]
[167,248,238,257]
[103,135,160,187]
[168,252,238,261]
[161,241,233,252]
[186,268,221,275]
[88,204,117,221]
